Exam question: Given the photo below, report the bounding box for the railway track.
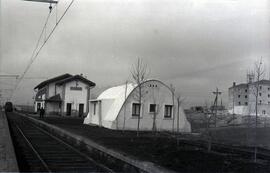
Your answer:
[7,113,113,172]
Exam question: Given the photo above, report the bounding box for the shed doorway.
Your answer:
[66,103,71,116]
[79,104,84,117]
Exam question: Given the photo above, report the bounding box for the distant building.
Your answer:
[83,79,191,132]
[34,74,95,116]
[228,79,270,116]
[190,106,205,113]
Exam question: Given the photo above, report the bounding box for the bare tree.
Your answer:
[131,58,148,137]
[252,58,265,162]
[176,93,185,133]
[202,100,213,152]
[151,94,158,133]
[150,85,164,134]
[253,59,265,127]
[175,93,185,147]
[169,84,176,133]
[122,80,128,132]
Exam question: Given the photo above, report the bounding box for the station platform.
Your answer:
[0,111,18,172]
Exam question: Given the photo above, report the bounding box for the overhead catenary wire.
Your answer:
[20,3,59,77]
[10,0,75,100]
[9,6,55,99]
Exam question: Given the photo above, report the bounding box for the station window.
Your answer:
[259,93,262,96]
[259,100,262,104]
[132,103,141,117]
[245,102,248,105]
[245,89,248,92]
[268,94,270,98]
[149,104,157,113]
[238,95,241,98]
[245,95,247,98]
[239,102,241,105]
[262,110,266,115]
[164,105,173,118]
[260,86,262,90]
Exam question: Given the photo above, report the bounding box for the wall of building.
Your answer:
[46,102,61,115]
[228,82,270,116]
[56,85,63,98]
[62,81,88,116]
[48,82,57,98]
[115,81,191,132]
[228,84,249,110]
[88,99,114,126]
[34,93,46,112]
[88,101,100,125]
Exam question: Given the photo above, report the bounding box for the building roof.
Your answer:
[97,83,135,100]
[45,94,62,102]
[55,75,96,87]
[254,79,270,85]
[34,73,72,89]
[229,83,248,89]
[95,79,171,122]
[97,83,136,121]
[229,79,270,89]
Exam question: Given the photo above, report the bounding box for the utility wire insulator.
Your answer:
[49,4,52,13]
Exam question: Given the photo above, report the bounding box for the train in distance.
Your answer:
[5,102,13,113]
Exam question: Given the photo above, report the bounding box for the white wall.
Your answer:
[62,81,88,116]
[56,85,63,98]
[48,82,57,98]
[34,93,46,112]
[115,81,191,132]
[34,101,45,112]
[89,101,100,125]
[228,83,270,116]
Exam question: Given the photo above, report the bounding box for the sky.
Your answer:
[0,0,270,108]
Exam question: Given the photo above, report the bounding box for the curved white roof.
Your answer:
[98,83,136,100]
[96,79,171,123]
[98,83,136,121]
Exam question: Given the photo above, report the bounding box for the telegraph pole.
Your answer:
[212,88,222,127]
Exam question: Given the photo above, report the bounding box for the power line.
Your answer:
[0,75,19,78]
[10,0,75,100]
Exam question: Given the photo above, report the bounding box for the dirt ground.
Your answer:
[31,116,270,172]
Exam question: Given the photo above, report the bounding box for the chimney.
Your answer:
[233,82,236,87]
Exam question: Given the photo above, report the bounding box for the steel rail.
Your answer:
[30,122,114,173]
[15,124,52,172]
[15,115,114,173]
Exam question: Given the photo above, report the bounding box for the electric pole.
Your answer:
[212,88,222,128]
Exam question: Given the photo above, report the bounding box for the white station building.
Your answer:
[84,79,191,132]
[34,74,95,117]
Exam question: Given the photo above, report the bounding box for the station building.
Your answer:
[34,73,95,117]
[228,79,270,116]
[83,79,191,132]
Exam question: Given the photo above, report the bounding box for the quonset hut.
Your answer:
[83,79,191,132]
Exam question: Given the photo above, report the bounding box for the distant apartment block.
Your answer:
[228,79,270,116]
